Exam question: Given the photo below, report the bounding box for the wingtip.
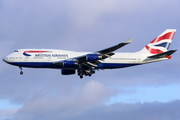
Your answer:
[173,49,178,52]
[171,49,178,53]
[125,38,134,43]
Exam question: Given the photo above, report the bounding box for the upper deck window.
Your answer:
[14,50,18,52]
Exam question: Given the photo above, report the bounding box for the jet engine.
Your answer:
[61,69,76,75]
[86,54,102,61]
[63,61,78,68]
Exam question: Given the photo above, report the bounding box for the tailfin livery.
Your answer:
[140,29,176,54]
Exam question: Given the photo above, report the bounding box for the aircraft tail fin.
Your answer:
[139,29,176,55]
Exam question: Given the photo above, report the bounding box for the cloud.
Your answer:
[0,0,180,120]
[0,108,19,119]
[7,80,179,120]
[12,100,180,120]
[80,80,109,104]
[12,80,113,119]
[1,0,179,50]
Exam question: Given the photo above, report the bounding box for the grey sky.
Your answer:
[0,0,180,120]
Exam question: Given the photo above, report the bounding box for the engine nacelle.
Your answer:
[86,54,102,61]
[61,69,76,75]
[63,61,78,68]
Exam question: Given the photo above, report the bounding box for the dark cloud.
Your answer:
[0,0,180,120]
[13,100,180,120]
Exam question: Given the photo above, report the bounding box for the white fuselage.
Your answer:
[2,29,176,78]
[3,49,168,69]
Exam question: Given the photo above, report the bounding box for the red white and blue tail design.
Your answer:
[140,29,176,54]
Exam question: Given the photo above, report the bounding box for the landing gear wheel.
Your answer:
[80,75,83,79]
[20,71,23,75]
[19,67,23,75]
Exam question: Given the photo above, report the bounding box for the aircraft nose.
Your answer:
[3,56,8,63]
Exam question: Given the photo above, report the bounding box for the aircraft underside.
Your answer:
[8,62,139,78]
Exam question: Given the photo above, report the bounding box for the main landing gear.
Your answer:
[77,68,95,79]
[19,67,23,75]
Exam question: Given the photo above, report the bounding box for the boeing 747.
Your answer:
[3,29,177,78]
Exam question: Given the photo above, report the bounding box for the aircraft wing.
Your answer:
[97,38,134,54]
[54,38,134,67]
[76,38,134,64]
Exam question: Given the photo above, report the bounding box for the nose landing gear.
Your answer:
[20,71,23,75]
[19,67,23,75]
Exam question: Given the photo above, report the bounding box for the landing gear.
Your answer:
[78,68,84,79]
[19,66,23,75]
[80,75,83,79]
[20,71,23,75]
[77,68,95,79]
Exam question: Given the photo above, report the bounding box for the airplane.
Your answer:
[3,29,177,78]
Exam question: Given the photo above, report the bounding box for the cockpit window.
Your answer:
[14,50,18,52]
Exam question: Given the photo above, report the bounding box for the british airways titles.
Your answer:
[35,54,68,58]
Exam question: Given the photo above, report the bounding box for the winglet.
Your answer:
[125,38,134,43]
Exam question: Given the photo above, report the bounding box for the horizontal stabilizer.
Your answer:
[148,50,177,58]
